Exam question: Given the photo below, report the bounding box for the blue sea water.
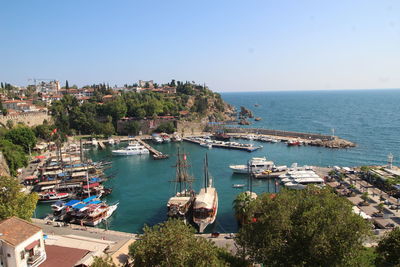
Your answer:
[35,89,400,233]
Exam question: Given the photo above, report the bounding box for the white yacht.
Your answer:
[112,142,149,156]
[229,157,275,174]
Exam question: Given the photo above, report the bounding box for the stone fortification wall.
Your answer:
[220,126,334,141]
[117,117,177,135]
[176,121,207,136]
[0,112,52,127]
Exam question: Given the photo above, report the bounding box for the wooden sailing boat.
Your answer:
[193,154,219,233]
[167,149,195,222]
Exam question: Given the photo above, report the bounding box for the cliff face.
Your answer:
[0,152,11,177]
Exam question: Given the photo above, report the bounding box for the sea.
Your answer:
[35,89,400,233]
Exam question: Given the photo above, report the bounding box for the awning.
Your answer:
[82,195,97,203]
[25,240,39,251]
[24,175,37,180]
[83,183,99,189]
[35,155,46,159]
[65,199,80,207]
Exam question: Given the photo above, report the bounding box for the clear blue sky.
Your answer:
[1,0,399,92]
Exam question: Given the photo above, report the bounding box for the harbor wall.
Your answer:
[220,126,334,141]
[0,112,51,127]
[117,117,177,135]
[176,121,207,135]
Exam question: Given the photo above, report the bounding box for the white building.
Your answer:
[0,217,46,267]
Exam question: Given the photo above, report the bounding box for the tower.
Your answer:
[387,153,393,169]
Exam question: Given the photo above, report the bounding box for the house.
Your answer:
[0,216,47,267]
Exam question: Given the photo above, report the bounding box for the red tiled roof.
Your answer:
[41,245,90,267]
[0,217,41,247]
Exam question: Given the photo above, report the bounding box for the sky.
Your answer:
[1,0,399,92]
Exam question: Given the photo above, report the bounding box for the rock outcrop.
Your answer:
[0,152,10,177]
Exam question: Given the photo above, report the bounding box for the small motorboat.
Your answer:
[39,192,70,203]
[232,184,245,188]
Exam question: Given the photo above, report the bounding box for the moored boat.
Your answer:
[193,154,218,233]
[112,141,149,155]
[229,157,275,174]
[38,192,70,203]
[167,149,195,223]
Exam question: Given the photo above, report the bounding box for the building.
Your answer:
[36,81,60,94]
[0,217,47,267]
[138,80,154,88]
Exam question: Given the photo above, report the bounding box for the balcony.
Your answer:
[27,251,46,267]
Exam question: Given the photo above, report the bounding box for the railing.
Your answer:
[27,251,46,267]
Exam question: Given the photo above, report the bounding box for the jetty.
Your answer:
[183,137,261,152]
[135,138,169,160]
[218,127,356,149]
[97,140,106,150]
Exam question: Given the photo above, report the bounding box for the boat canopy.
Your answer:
[89,177,101,182]
[83,182,100,189]
[88,200,101,205]
[65,199,80,206]
[194,188,216,209]
[82,195,98,203]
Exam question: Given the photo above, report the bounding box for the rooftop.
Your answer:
[0,216,42,246]
[40,245,89,267]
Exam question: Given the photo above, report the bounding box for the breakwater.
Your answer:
[222,126,333,141]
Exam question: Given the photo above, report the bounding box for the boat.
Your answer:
[172,133,182,142]
[167,149,195,223]
[200,142,212,149]
[80,202,119,226]
[38,192,70,203]
[232,184,245,188]
[111,141,149,155]
[255,117,262,121]
[229,157,275,174]
[53,196,119,226]
[161,134,171,143]
[212,132,230,141]
[287,140,301,146]
[279,170,325,190]
[108,137,115,145]
[152,133,163,143]
[193,154,218,233]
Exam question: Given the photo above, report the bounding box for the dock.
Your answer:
[97,140,106,150]
[183,137,261,152]
[135,138,169,160]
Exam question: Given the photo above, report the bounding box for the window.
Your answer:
[20,250,25,260]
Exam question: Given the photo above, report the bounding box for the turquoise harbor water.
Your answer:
[36,89,400,233]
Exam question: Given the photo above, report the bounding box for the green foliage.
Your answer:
[0,139,29,176]
[129,219,230,267]
[50,82,229,136]
[34,123,54,141]
[125,121,140,136]
[91,256,116,267]
[0,176,38,221]
[154,122,176,134]
[375,227,400,266]
[233,192,256,225]
[5,126,37,152]
[235,187,372,266]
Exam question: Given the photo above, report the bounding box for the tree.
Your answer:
[0,140,28,176]
[361,192,369,205]
[0,176,38,221]
[375,227,400,266]
[124,121,140,136]
[155,122,175,134]
[65,80,69,89]
[91,256,116,267]
[129,219,229,266]
[233,192,256,225]
[235,187,371,266]
[5,126,37,153]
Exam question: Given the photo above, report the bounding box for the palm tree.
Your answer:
[233,192,255,226]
